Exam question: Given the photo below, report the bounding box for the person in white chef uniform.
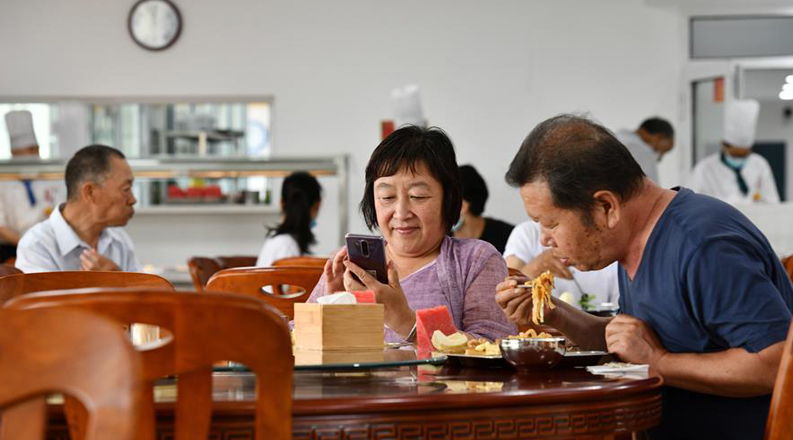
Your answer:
[689,100,780,204]
[0,110,63,262]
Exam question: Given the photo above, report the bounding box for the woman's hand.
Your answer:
[524,249,573,279]
[343,260,415,338]
[322,247,348,294]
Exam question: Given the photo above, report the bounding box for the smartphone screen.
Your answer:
[345,234,388,284]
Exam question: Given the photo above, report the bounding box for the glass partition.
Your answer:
[0,98,271,160]
[0,98,273,207]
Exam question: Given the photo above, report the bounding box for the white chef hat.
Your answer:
[722,99,760,148]
[4,110,39,150]
[391,84,426,128]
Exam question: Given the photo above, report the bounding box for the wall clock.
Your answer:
[128,0,182,51]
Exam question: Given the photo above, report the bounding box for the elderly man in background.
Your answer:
[0,110,63,262]
[690,99,779,204]
[16,144,140,273]
[615,116,674,184]
[496,114,792,439]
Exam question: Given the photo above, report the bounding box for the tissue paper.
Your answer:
[316,292,357,305]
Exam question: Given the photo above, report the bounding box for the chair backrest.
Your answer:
[766,319,793,439]
[0,271,174,305]
[782,255,793,285]
[0,307,142,440]
[272,256,328,268]
[508,267,525,278]
[206,266,322,320]
[5,288,292,440]
[187,256,257,292]
[0,264,21,278]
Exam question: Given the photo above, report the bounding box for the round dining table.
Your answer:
[46,353,662,440]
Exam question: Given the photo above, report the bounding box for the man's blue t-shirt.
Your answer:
[618,187,793,440]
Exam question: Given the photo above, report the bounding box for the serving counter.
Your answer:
[0,156,349,279]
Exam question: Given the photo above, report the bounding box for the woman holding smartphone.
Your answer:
[307,126,516,343]
[256,171,322,267]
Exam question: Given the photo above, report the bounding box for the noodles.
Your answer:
[528,271,555,325]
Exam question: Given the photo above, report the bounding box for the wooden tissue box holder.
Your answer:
[293,303,384,350]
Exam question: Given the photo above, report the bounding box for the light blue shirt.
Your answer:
[616,129,659,184]
[15,205,141,273]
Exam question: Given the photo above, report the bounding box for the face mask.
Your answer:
[450,216,464,232]
[724,153,748,169]
[310,219,317,229]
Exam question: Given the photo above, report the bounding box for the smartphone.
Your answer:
[345,233,388,284]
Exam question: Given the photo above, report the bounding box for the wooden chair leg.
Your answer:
[175,367,213,440]
[138,384,157,440]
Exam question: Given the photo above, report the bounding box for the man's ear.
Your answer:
[592,190,621,229]
[80,181,97,203]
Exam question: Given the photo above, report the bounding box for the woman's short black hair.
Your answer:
[505,114,645,225]
[271,171,322,254]
[360,125,462,232]
[458,164,488,217]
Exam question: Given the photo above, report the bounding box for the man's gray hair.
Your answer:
[65,145,126,200]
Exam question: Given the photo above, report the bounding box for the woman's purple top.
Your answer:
[307,236,517,342]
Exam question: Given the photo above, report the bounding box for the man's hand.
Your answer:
[605,314,668,370]
[524,249,573,279]
[343,259,414,338]
[79,248,121,271]
[495,276,557,327]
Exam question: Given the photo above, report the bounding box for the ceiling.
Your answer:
[646,0,793,9]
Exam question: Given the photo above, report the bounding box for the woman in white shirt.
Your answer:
[256,172,322,267]
[504,220,619,310]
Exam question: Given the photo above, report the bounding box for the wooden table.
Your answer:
[47,362,662,440]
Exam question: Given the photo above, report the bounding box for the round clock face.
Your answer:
[128,0,182,51]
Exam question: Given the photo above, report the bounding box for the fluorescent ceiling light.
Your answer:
[779,90,793,100]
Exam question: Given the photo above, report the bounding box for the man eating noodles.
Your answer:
[495,114,793,440]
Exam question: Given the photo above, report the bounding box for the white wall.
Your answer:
[756,100,793,200]
[0,0,684,265]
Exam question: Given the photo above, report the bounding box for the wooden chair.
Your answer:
[782,255,793,285]
[766,317,793,439]
[0,307,142,440]
[272,256,328,268]
[5,288,292,440]
[187,255,257,292]
[0,271,174,305]
[0,271,174,439]
[0,264,21,278]
[206,266,323,320]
